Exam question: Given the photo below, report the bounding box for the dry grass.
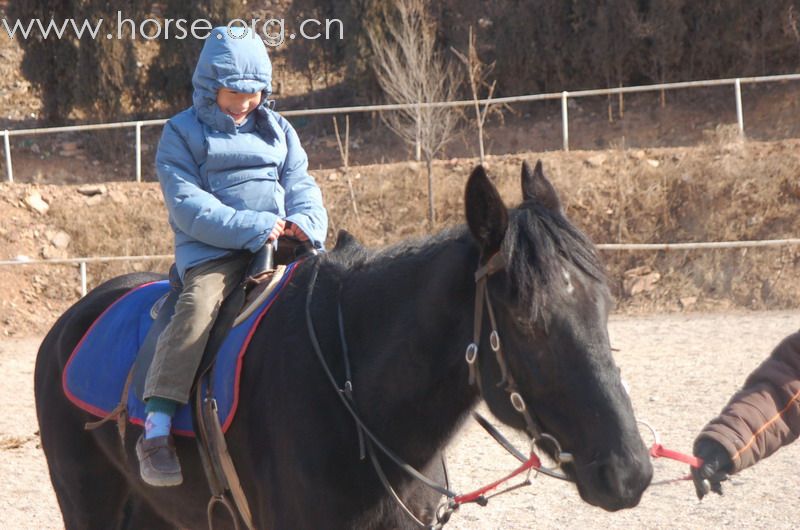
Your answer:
[2,137,800,336]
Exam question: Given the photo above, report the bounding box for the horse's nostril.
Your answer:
[593,452,652,503]
[597,459,619,494]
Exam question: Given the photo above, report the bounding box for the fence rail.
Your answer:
[0,254,172,298]
[3,238,800,298]
[2,72,800,183]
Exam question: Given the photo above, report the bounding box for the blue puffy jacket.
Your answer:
[155,26,328,279]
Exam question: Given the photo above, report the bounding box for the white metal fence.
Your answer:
[3,239,800,298]
[0,255,171,297]
[3,73,800,298]
[3,72,800,183]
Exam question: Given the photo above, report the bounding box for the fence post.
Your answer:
[79,261,87,297]
[734,78,744,137]
[135,121,143,182]
[3,130,13,183]
[561,91,569,151]
[414,102,421,162]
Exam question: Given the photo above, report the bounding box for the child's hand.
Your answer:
[267,219,286,242]
[283,221,310,242]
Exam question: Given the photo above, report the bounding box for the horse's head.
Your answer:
[464,161,652,511]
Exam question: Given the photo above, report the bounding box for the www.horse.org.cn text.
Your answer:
[1,14,345,46]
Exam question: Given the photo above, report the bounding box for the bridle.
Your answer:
[469,253,706,488]
[470,253,710,487]
[303,250,576,529]
[466,251,574,478]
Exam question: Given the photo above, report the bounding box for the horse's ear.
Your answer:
[333,229,362,252]
[465,165,508,255]
[522,160,562,213]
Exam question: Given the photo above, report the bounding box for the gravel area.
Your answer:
[2,310,798,529]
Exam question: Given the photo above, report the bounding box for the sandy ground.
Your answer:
[1,310,799,529]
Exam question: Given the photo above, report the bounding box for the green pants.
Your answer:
[143,253,251,404]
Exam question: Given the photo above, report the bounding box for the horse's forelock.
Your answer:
[504,203,606,323]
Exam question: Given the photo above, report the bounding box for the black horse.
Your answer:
[35,162,652,529]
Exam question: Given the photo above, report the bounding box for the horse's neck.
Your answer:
[344,237,481,467]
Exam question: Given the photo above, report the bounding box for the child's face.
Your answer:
[216,88,262,124]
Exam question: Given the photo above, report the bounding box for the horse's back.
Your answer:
[35,272,163,414]
[34,272,170,528]
[40,272,161,351]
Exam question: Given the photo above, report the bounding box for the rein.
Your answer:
[304,260,456,528]
[303,252,574,529]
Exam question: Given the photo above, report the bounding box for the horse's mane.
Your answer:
[323,225,471,277]
[322,201,605,323]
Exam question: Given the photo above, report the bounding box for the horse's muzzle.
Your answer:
[574,449,653,511]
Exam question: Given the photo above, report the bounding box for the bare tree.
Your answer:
[367,0,460,227]
[451,26,496,165]
[637,0,686,108]
[589,0,642,122]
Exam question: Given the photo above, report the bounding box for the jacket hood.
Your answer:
[192,26,273,133]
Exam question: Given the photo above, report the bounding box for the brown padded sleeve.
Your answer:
[697,330,800,473]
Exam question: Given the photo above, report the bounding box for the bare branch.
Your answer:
[367,0,461,226]
[451,26,496,163]
[332,115,349,169]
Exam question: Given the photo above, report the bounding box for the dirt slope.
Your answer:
[2,135,799,337]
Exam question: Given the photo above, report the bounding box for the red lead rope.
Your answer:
[456,417,702,511]
[649,442,703,483]
[638,420,703,480]
[453,452,542,505]
[649,443,703,469]
[454,441,700,506]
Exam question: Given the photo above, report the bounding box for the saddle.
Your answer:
[131,238,314,402]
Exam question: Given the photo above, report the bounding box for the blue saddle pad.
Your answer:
[63,263,298,437]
